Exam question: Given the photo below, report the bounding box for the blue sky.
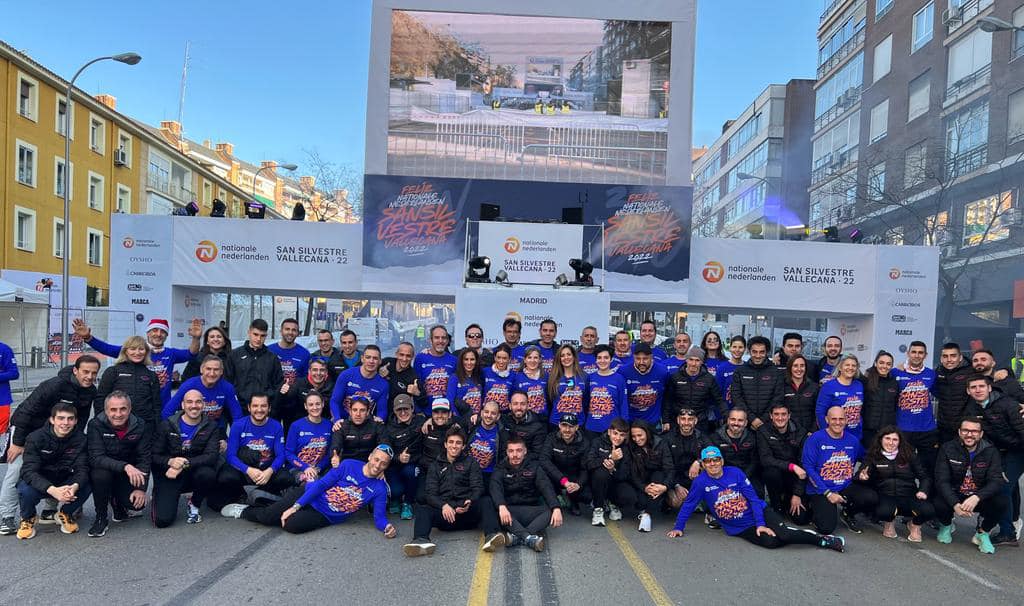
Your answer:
[3,1,818,174]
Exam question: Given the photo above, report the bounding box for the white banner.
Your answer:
[170,287,214,349]
[478,221,583,285]
[172,216,362,291]
[109,214,174,345]
[688,238,876,314]
[1,269,87,330]
[826,316,876,368]
[454,286,610,350]
[872,245,940,361]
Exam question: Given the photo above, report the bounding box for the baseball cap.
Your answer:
[559,412,579,426]
[431,398,451,412]
[633,343,653,356]
[393,394,414,411]
[700,446,723,461]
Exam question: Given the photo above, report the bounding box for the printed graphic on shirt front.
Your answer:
[485,383,510,411]
[960,468,977,494]
[344,390,373,414]
[556,386,584,415]
[424,368,450,397]
[713,487,749,520]
[325,485,365,513]
[151,361,170,388]
[628,384,658,411]
[462,386,482,414]
[589,387,615,419]
[468,436,495,471]
[841,396,862,427]
[297,436,329,466]
[202,399,224,421]
[819,450,854,484]
[898,383,931,414]
[526,383,547,414]
[245,438,272,464]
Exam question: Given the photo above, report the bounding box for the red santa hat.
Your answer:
[147,318,170,334]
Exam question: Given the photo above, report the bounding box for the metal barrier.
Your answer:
[388,130,512,180]
[518,144,668,185]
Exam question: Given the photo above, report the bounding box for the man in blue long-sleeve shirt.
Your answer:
[213,394,293,511]
[74,317,201,407]
[164,355,242,439]
[224,445,397,537]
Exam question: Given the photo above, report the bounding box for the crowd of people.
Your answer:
[0,315,1022,559]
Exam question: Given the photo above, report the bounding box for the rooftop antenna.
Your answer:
[176,41,191,151]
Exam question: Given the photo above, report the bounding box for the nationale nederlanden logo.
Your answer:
[702,261,725,283]
[122,237,135,249]
[504,237,521,254]
[196,240,219,263]
[889,268,901,280]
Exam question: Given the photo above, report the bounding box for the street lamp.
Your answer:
[251,162,298,199]
[978,16,1024,32]
[61,52,142,367]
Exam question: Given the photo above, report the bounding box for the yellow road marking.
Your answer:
[607,522,674,606]
[467,534,495,606]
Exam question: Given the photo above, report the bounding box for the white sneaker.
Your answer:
[638,512,652,533]
[591,507,606,527]
[403,540,436,557]
[1014,518,1023,541]
[220,503,248,519]
[608,503,622,521]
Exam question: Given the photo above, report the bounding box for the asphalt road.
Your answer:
[1,500,1023,606]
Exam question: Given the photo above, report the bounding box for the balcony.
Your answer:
[820,0,852,24]
[944,64,991,108]
[946,145,987,178]
[811,148,857,185]
[146,173,194,204]
[944,0,994,35]
[817,28,865,79]
[814,86,861,131]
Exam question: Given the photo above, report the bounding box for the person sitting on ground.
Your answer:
[932,417,1008,554]
[858,425,934,543]
[227,445,397,537]
[86,391,152,538]
[667,446,845,553]
[16,403,90,539]
[215,393,293,512]
[482,436,562,553]
[403,427,486,557]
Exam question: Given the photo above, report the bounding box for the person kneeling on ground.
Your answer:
[225,445,397,536]
[404,427,487,557]
[667,446,845,552]
[151,389,221,527]
[482,436,562,553]
[86,391,152,537]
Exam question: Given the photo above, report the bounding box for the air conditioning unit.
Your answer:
[114,149,128,166]
[940,244,958,258]
[842,88,859,104]
[941,7,962,27]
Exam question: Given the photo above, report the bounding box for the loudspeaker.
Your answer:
[562,207,583,224]
[480,203,501,221]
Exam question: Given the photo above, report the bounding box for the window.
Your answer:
[17,73,38,120]
[812,111,860,179]
[694,151,721,188]
[116,184,131,213]
[869,100,889,143]
[925,211,949,245]
[89,114,106,154]
[724,182,767,225]
[817,3,867,69]
[904,141,928,188]
[868,162,886,200]
[54,157,73,198]
[876,0,894,19]
[912,2,934,53]
[117,131,132,167]
[88,172,105,211]
[727,113,764,158]
[1013,6,1024,61]
[885,226,904,245]
[814,52,864,126]
[727,140,770,192]
[908,72,931,122]
[52,219,71,258]
[963,191,1013,247]
[946,101,989,175]
[1010,88,1024,144]
[873,35,892,83]
[87,229,104,266]
[16,140,37,187]
[202,180,213,207]
[14,206,36,251]
[55,95,73,137]
[947,29,992,90]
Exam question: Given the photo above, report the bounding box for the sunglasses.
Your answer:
[467,333,483,339]
[375,444,395,458]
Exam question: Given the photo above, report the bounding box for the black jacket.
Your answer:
[331,419,385,462]
[629,436,674,489]
[993,371,1024,404]
[323,349,358,380]
[861,374,900,431]
[455,347,495,368]
[861,452,931,498]
[755,421,807,495]
[935,439,1004,505]
[94,361,161,425]
[712,426,759,480]
[151,412,220,471]
[424,452,483,509]
[663,369,727,423]
[934,364,973,430]
[11,366,96,447]
[181,348,229,382]
[383,414,425,461]
[380,357,422,415]
[280,375,335,421]
[664,429,710,488]
[731,360,785,423]
[418,418,461,468]
[585,434,632,480]
[225,342,284,409]
[490,457,559,508]
[783,379,818,433]
[20,425,89,493]
[86,413,152,476]
[539,430,589,485]
[968,394,1024,452]
[500,411,547,454]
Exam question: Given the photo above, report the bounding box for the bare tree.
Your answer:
[822,114,1023,342]
[296,148,362,223]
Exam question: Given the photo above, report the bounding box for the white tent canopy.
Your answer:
[0,279,48,304]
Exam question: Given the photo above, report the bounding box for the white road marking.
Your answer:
[918,549,1002,592]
